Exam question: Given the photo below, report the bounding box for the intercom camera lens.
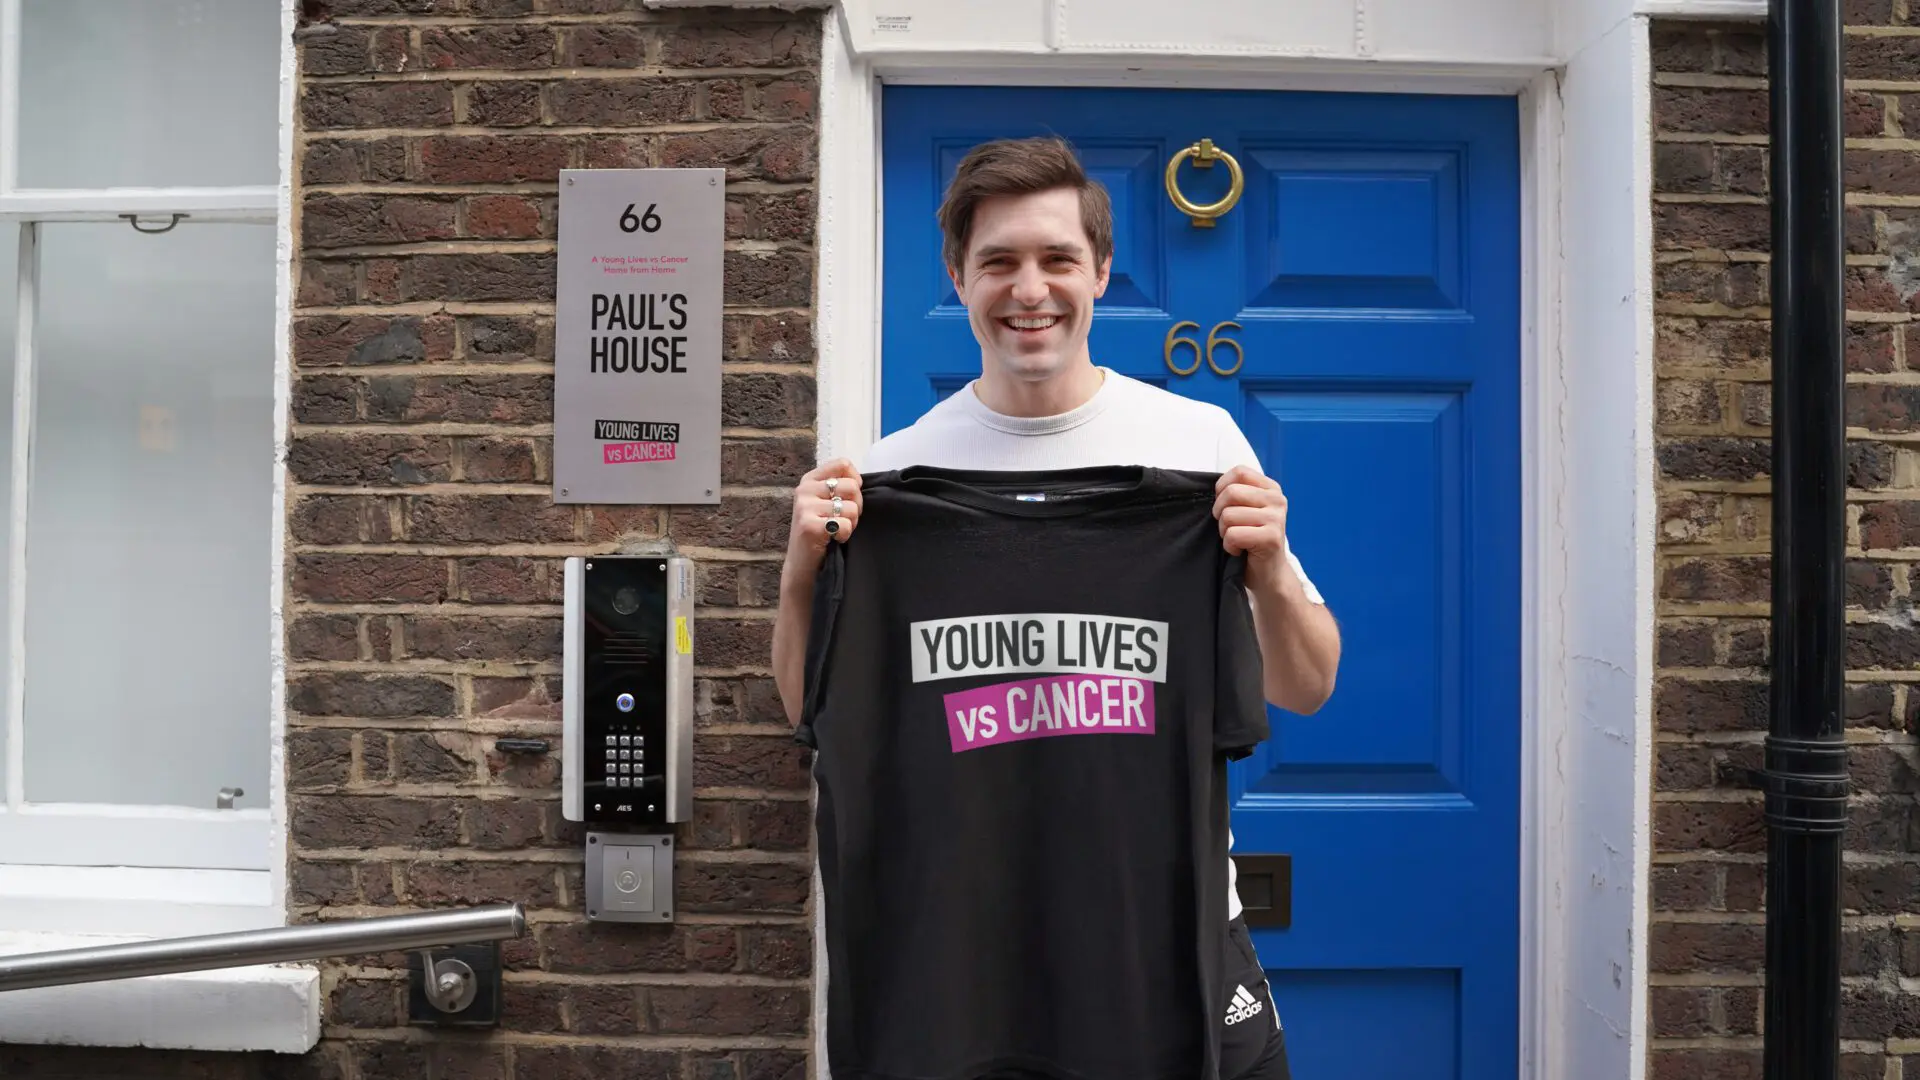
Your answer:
[616,692,635,712]
[612,586,640,615]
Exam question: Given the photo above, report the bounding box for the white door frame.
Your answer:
[802,7,1668,1079]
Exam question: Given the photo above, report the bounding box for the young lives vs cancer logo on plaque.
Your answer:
[553,168,724,505]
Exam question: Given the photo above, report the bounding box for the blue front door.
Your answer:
[880,85,1522,1080]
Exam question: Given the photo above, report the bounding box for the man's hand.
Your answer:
[788,458,863,562]
[1212,464,1340,713]
[773,459,863,727]
[1212,465,1303,599]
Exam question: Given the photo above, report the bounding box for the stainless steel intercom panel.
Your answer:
[562,555,695,826]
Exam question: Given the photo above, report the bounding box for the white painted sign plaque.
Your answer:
[553,168,724,505]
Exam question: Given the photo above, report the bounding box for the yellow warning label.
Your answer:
[674,616,692,655]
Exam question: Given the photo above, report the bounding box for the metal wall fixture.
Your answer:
[0,903,526,1028]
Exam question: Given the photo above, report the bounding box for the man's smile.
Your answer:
[1001,314,1064,333]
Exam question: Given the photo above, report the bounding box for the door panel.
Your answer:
[881,85,1521,1080]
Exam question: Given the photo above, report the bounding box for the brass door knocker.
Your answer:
[1164,139,1244,227]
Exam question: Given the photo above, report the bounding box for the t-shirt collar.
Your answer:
[958,367,1115,436]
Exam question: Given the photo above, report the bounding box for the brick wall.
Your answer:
[5,3,823,1078]
[1651,12,1920,1080]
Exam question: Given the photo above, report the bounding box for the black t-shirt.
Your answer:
[797,465,1270,1080]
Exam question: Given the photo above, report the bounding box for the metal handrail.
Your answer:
[0,903,525,993]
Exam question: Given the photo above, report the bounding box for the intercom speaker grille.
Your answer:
[599,631,660,667]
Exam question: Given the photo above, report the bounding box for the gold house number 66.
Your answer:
[1164,320,1244,377]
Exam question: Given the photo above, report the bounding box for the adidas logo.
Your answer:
[1225,984,1264,1026]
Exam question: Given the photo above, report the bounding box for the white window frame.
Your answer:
[0,0,292,936]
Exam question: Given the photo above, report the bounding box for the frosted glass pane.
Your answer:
[20,0,281,188]
[24,223,272,809]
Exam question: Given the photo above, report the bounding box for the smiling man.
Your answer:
[772,136,1340,1080]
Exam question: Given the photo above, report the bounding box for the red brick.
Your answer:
[401,253,557,302]
[405,860,558,906]
[693,734,811,791]
[290,432,454,485]
[1655,316,1768,370]
[302,193,458,248]
[292,795,462,848]
[1651,985,1713,1036]
[289,614,363,663]
[541,921,736,975]
[1650,862,1720,911]
[1653,86,1766,135]
[1654,800,1765,853]
[1849,383,1920,432]
[1655,202,1769,251]
[289,673,457,719]
[300,25,373,75]
[1849,33,1920,80]
[460,435,540,482]
[677,860,810,913]
[464,799,549,850]
[1649,919,1765,972]
[351,1042,507,1080]
[1851,620,1920,669]
[420,135,569,184]
[1652,1051,1759,1080]
[421,25,555,70]
[648,984,807,1036]
[1658,438,1769,481]
[659,19,819,67]
[563,25,650,67]
[461,314,552,363]
[289,728,354,789]
[1846,861,1920,913]
[294,373,360,423]
[403,616,560,662]
[752,75,817,121]
[293,555,447,603]
[464,194,546,239]
[549,79,698,125]
[295,314,457,367]
[406,495,576,544]
[291,860,362,907]
[659,126,815,183]
[742,926,810,977]
[466,80,542,126]
[332,976,401,1030]
[457,557,559,603]
[365,374,551,423]
[513,1047,677,1080]
[302,82,453,129]
[1661,556,1768,602]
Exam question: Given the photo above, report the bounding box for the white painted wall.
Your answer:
[832,0,1555,64]
[1555,10,1657,1080]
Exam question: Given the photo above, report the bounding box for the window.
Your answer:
[0,0,284,884]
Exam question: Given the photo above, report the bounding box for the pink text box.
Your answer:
[944,673,1155,753]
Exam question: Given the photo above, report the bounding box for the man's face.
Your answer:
[950,187,1111,386]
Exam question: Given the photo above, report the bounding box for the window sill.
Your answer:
[0,866,320,1054]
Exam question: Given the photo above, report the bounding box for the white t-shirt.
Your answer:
[860,367,1327,921]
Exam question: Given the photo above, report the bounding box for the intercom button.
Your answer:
[620,736,632,747]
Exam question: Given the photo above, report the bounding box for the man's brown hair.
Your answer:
[936,136,1114,278]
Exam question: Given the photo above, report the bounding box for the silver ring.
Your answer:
[831,495,844,516]
[825,477,839,494]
